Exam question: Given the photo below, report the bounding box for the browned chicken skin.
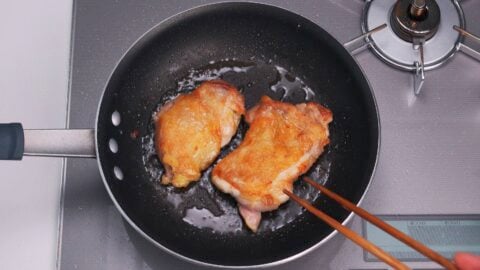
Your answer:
[155,80,245,188]
[212,96,332,231]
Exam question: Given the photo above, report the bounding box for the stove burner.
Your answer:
[390,0,441,42]
[354,0,469,95]
[362,0,464,72]
[342,0,479,96]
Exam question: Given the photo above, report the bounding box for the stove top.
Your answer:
[60,1,480,269]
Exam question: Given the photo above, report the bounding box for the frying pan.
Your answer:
[0,2,379,268]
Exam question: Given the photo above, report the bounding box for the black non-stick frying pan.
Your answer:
[0,2,379,268]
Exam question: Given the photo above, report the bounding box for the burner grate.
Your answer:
[343,0,480,95]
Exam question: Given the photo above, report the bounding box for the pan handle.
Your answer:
[0,123,96,160]
[0,123,24,160]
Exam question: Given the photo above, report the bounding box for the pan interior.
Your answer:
[96,2,378,266]
[141,60,332,234]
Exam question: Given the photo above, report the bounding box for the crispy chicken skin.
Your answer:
[155,80,245,188]
[212,96,332,231]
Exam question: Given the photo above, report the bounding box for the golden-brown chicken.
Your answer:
[212,96,332,231]
[155,80,245,188]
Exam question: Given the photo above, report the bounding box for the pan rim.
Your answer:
[94,1,381,268]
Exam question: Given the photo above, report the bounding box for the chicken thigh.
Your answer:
[212,96,332,231]
[155,80,245,188]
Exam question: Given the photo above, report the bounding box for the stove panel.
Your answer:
[61,1,480,269]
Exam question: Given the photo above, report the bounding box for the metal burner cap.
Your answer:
[362,0,465,71]
[390,0,441,42]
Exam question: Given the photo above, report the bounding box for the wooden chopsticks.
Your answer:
[283,189,410,270]
[302,177,457,269]
[283,177,458,270]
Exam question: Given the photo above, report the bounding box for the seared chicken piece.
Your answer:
[155,80,245,188]
[212,96,332,231]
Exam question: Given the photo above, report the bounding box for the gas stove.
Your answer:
[60,1,480,269]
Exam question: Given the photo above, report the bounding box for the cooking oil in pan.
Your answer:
[150,59,255,114]
[270,65,316,102]
[142,59,330,234]
[177,58,254,91]
[183,207,243,233]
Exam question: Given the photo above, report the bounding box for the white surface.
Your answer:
[0,1,72,270]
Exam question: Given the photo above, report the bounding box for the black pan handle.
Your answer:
[0,123,25,160]
[0,123,96,160]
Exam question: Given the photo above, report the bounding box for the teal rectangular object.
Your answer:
[363,215,480,262]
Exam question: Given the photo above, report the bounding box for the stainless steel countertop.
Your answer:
[61,1,480,269]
